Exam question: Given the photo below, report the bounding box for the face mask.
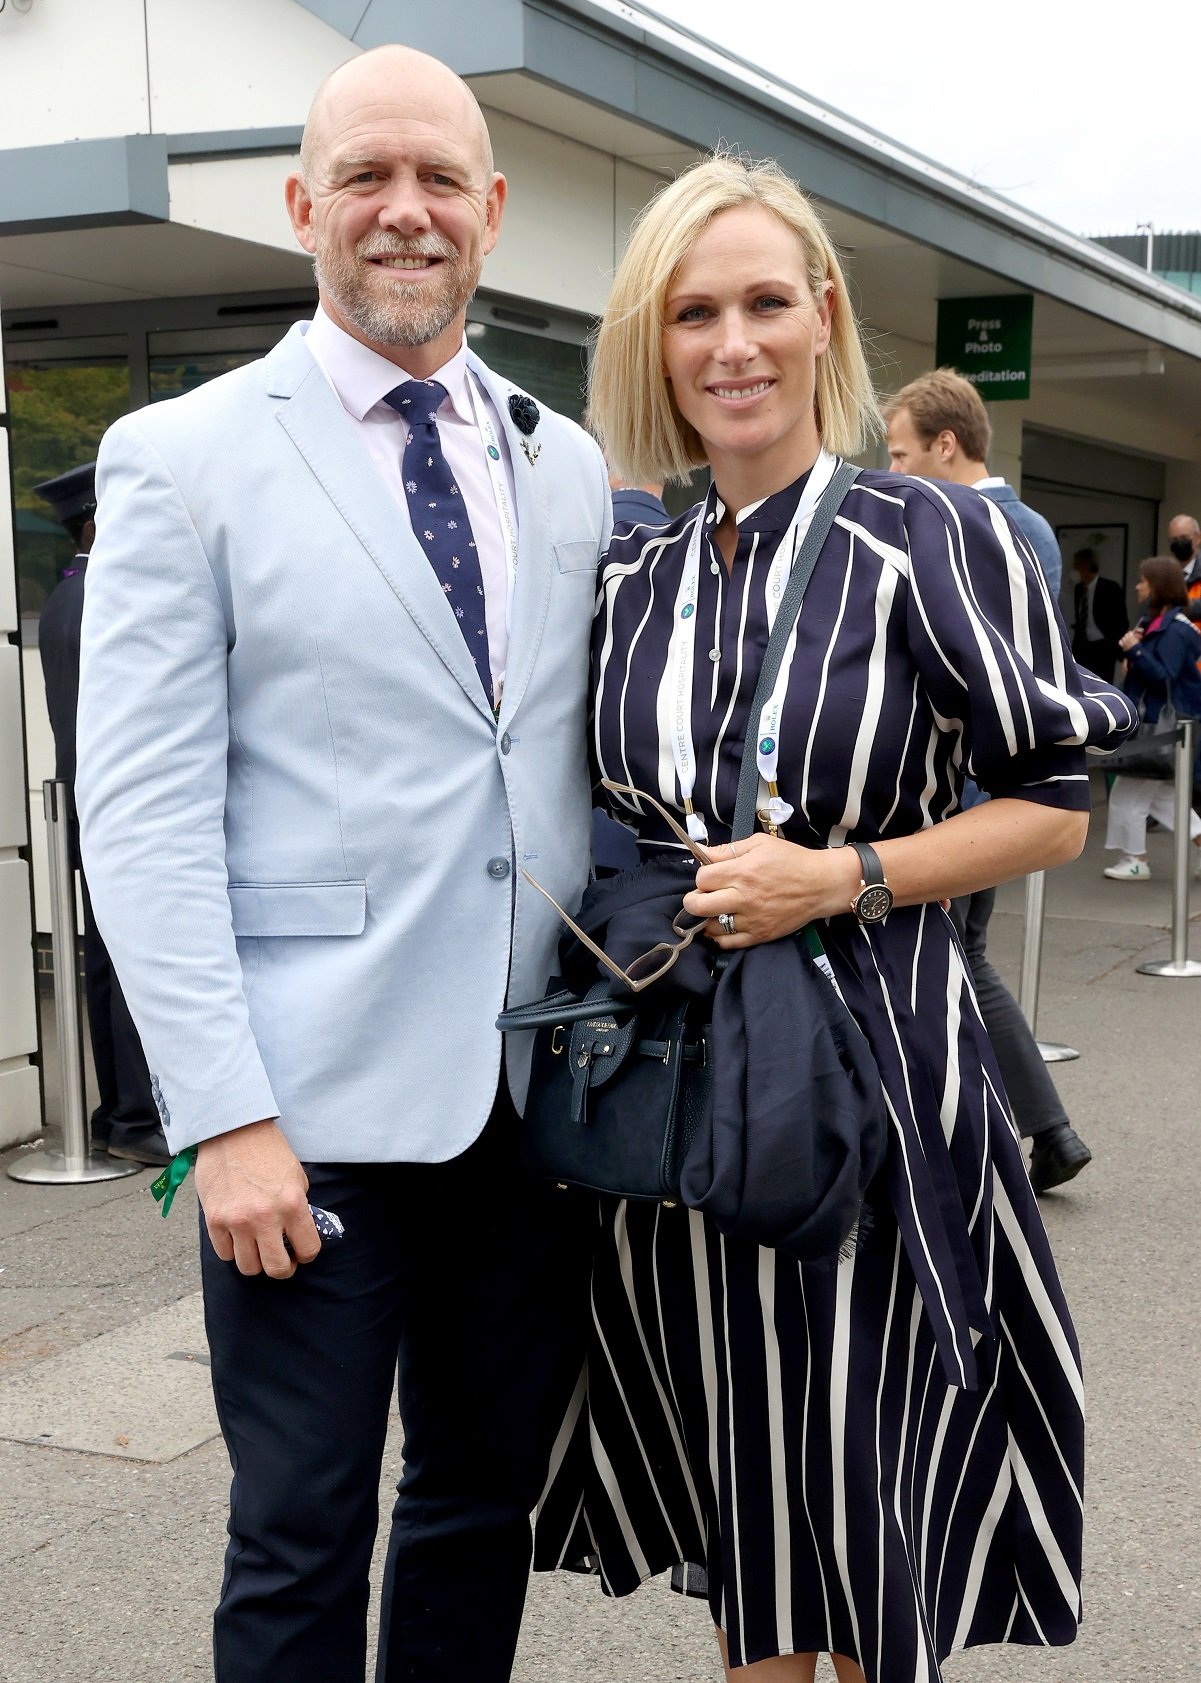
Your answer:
[1170,537,1195,563]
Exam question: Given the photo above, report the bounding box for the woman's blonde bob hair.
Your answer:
[590,154,882,485]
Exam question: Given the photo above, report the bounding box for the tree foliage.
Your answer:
[8,364,130,512]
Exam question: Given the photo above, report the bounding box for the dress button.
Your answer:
[500,732,512,754]
[709,648,721,662]
[487,856,511,880]
[710,559,721,574]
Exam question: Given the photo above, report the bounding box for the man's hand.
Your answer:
[195,1119,320,1279]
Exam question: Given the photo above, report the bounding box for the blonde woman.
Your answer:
[531,157,1134,1681]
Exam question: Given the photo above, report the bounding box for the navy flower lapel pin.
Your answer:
[508,393,542,465]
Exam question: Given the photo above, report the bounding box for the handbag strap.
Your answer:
[732,460,861,841]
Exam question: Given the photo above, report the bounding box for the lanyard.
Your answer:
[665,449,839,841]
[465,375,521,706]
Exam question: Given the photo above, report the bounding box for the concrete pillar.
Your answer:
[1161,458,1201,546]
[0,310,43,1149]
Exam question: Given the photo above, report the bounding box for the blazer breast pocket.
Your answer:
[554,539,600,575]
[227,881,367,938]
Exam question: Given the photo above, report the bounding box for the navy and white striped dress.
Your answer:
[532,466,1135,1677]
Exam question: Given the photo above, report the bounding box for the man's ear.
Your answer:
[285,172,317,256]
[482,173,507,257]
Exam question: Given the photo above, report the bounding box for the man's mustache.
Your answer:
[355,235,460,263]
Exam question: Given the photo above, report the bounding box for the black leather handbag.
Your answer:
[1104,707,1181,780]
[497,463,862,1206]
[498,980,711,1201]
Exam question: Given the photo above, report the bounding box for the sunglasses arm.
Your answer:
[520,868,653,993]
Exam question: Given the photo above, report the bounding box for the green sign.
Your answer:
[935,294,1033,401]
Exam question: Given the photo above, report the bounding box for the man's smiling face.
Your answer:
[286,49,505,373]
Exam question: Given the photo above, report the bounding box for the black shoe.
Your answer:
[105,1125,173,1168]
[1029,1125,1092,1194]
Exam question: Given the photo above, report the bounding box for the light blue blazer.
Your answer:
[76,323,610,1161]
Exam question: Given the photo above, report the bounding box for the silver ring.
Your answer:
[718,912,737,936]
[726,840,739,859]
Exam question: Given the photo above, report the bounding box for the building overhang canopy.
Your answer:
[292,0,1201,361]
[2,0,1198,461]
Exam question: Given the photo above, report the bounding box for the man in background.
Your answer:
[1071,548,1129,681]
[885,368,1093,1194]
[607,470,667,531]
[34,464,167,1167]
[1168,512,1200,588]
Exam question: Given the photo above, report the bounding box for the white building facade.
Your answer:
[2,0,1199,1144]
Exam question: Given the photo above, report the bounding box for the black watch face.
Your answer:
[855,884,893,923]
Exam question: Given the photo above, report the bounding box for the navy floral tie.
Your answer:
[384,379,490,697]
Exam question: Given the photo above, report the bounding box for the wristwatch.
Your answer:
[849,842,893,924]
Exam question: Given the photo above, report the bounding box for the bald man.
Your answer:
[1168,512,1201,591]
[77,46,609,1683]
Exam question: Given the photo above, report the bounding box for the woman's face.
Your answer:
[1136,574,1151,605]
[661,203,832,493]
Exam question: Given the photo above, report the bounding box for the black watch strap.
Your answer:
[851,841,885,886]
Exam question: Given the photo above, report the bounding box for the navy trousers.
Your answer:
[201,1092,592,1683]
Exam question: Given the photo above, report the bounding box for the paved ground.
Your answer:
[2,797,1198,1681]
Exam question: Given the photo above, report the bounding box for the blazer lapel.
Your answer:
[267,325,495,720]
[469,353,554,725]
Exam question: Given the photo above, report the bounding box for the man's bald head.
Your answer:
[299,45,493,183]
[1168,512,1201,568]
[284,43,506,372]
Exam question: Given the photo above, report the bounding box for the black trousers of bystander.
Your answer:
[949,887,1070,1140]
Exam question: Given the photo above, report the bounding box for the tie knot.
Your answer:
[384,379,449,424]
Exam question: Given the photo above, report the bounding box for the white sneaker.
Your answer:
[1104,856,1151,880]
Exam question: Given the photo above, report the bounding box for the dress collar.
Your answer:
[710,464,815,534]
[305,306,471,422]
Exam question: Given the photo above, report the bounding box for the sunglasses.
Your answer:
[520,778,712,993]
[599,778,714,866]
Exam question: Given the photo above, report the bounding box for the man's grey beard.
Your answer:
[314,234,479,347]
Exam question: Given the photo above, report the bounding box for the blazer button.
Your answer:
[487,856,511,880]
[500,732,512,754]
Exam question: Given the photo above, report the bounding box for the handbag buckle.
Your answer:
[550,1025,566,1055]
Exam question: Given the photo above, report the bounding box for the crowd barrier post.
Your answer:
[7,783,140,1184]
[1136,717,1201,979]
[1018,869,1080,1063]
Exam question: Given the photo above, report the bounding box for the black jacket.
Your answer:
[38,562,86,789]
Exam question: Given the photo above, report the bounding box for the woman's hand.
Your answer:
[683,798,1086,950]
[1118,627,1143,653]
[683,833,859,948]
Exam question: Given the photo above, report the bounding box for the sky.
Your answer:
[650,0,1193,239]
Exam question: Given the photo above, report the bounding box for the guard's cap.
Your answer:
[32,462,97,528]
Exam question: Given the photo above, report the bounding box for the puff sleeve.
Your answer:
[903,480,1137,810]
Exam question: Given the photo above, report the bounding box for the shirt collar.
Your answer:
[972,475,1008,491]
[711,465,815,533]
[305,306,472,422]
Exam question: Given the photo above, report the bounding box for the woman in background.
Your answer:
[1104,554,1201,880]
